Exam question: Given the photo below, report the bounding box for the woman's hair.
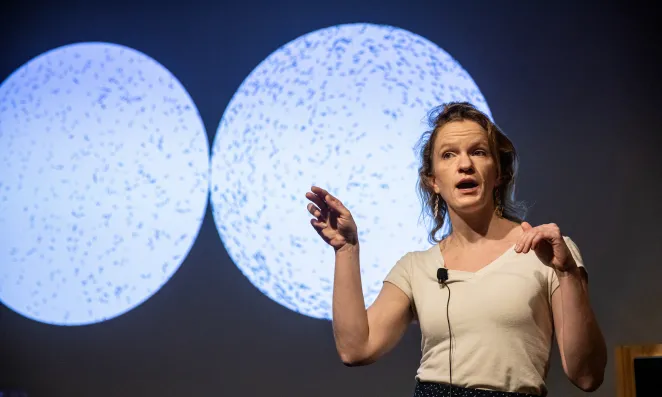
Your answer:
[415,102,527,243]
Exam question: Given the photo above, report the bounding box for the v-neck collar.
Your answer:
[431,242,517,279]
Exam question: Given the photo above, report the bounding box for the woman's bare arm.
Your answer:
[305,186,412,366]
[332,242,413,365]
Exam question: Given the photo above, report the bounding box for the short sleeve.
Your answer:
[384,252,416,314]
[549,236,586,300]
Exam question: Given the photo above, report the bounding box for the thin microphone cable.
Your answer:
[442,281,453,397]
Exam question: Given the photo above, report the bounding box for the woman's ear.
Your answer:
[426,175,438,194]
[494,174,502,188]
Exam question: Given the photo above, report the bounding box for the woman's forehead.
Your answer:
[436,121,488,145]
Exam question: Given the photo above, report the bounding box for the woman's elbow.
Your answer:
[574,372,604,392]
[338,350,374,367]
[569,347,607,391]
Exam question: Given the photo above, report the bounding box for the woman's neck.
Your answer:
[446,206,514,248]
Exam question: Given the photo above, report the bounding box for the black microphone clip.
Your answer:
[437,268,448,284]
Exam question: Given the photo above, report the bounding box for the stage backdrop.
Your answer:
[1,1,660,396]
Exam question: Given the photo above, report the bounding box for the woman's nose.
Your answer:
[458,153,474,172]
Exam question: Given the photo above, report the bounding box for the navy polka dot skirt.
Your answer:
[414,382,539,397]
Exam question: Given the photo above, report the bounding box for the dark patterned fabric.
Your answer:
[414,382,540,397]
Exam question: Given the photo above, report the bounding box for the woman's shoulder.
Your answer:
[400,244,441,271]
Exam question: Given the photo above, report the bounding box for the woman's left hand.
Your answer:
[515,222,577,272]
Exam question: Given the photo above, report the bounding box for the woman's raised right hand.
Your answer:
[306,186,358,252]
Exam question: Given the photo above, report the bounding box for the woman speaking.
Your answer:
[305,102,606,397]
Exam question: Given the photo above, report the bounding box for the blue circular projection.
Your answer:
[0,43,210,325]
[210,23,491,320]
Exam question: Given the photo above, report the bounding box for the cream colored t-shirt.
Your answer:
[384,236,585,396]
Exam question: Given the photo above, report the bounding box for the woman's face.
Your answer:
[429,120,499,216]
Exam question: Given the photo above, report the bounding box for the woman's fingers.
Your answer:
[308,186,351,218]
[311,218,342,242]
[516,221,537,253]
[515,223,561,254]
[521,231,538,253]
[308,187,357,249]
[310,186,346,214]
[311,185,328,195]
[306,191,328,213]
[310,186,331,205]
[323,192,351,217]
[306,203,323,219]
[310,219,332,243]
[310,218,327,230]
[531,232,544,251]
[516,228,537,253]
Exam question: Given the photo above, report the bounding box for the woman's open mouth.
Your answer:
[456,180,479,193]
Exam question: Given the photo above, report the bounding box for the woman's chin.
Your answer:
[449,199,490,216]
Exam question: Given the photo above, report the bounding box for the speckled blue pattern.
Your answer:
[414,382,539,397]
[209,23,493,320]
[0,42,210,325]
